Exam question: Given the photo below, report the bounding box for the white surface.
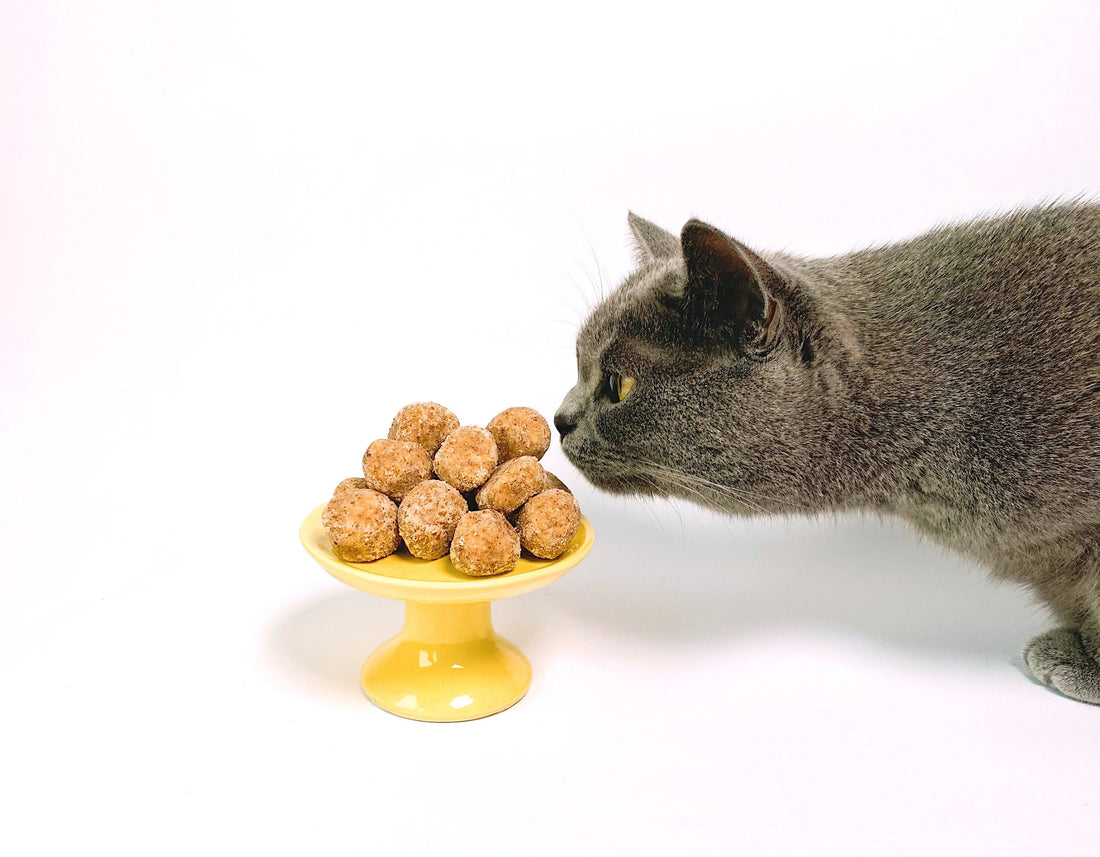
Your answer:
[3,2,1098,855]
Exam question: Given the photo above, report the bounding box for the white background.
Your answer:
[3,1,1098,854]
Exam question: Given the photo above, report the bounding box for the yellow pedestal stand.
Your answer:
[299,504,594,721]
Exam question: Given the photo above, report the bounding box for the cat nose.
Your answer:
[554,409,578,438]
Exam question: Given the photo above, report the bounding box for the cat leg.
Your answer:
[1023,625,1100,705]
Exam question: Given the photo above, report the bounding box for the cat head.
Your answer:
[555,213,826,514]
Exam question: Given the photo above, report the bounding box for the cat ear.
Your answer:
[677,219,782,348]
[628,212,679,263]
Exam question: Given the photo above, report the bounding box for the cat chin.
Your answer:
[561,444,661,496]
[574,468,659,497]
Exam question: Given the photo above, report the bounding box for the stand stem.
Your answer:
[402,600,492,644]
[361,598,532,721]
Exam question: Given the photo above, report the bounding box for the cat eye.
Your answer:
[605,372,636,403]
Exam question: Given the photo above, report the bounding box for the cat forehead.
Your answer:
[577,257,684,359]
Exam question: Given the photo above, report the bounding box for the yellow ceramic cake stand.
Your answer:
[299,504,594,722]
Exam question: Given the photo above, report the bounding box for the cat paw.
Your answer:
[1023,628,1100,705]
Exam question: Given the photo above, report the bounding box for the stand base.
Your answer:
[360,601,532,722]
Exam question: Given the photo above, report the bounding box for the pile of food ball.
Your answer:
[322,403,582,577]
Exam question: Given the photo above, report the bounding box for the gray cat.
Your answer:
[556,202,1100,704]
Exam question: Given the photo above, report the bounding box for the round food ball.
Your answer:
[487,407,552,462]
[449,510,521,577]
[476,456,546,514]
[333,476,370,497]
[398,480,468,560]
[433,425,498,492]
[322,488,400,562]
[387,402,460,457]
[362,439,433,502]
[515,489,581,559]
[543,472,571,494]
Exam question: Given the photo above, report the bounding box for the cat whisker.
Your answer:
[557,271,595,325]
[646,461,797,508]
[580,230,611,302]
[595,452,763,513]
[620,455,794,515]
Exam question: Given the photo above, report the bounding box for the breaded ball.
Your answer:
[476,456,546,514]
[515,489,581,559]
[543,472,571,493]
[449,510,520,577]
[362,439,433,502]
[322,488,400,562]
[333,476,370,497]
[387,402,460,457]
[398,480,468,560]
[487,407,552,462]
[433,425,498,492]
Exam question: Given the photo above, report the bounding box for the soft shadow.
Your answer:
[267,498,1051,698]
[266,588,403,704]
[549,494,1049,661]
[265,587,564,701]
